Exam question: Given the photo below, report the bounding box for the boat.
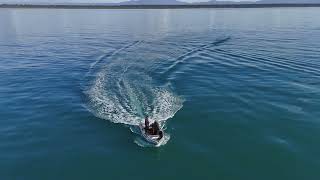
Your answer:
[139,123,164,145]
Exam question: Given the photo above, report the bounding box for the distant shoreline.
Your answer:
[1,4,320,9]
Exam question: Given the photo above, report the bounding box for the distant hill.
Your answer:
[118,0,186,5]
[115,0,320,5]
[197,0,253,4]
[258,0,320,3]
[198,0,320,4]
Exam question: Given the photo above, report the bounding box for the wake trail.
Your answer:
[160,37,231,78]
[83,40,184,131]
[88,40,143,74]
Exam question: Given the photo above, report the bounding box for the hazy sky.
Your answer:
[0,0,257,3]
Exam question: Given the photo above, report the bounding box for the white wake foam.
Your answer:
[83,41,184,146]
[84,41,183,125]
[85,70,183,126]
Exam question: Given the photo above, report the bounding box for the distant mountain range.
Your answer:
[260,0,320,3]
[119,0,320,5]
[199,0,320,4]
[117,0,185,5]
[1,0,320,5]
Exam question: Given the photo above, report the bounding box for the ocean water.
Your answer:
[1,7,320,179]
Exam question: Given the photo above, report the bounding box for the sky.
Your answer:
[0,0,257,3]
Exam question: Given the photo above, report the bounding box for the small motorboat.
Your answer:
[139,123,164,145]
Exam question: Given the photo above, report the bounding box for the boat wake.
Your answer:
[83,34,230,147]
[83,40,184,147]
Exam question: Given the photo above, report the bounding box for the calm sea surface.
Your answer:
[0,8,320,180]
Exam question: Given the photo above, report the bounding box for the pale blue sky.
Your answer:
[0,0,258,3]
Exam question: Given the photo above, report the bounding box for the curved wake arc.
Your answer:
[159,37,231,78]
[83,40,184,146]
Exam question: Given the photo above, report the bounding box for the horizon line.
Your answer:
[1,3,320,9]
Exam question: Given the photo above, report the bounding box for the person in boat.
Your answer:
[144,117,149,129]
[144,117,161,135]
[151,121,163,140]
[158,130,163,140]
[150,121,160,135]
[144,117,151,133]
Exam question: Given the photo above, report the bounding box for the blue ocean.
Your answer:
[0,8,319,179]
